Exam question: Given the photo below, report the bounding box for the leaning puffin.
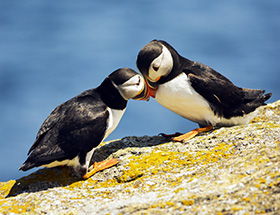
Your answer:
[137,40,272,142]
[19,68,149,179]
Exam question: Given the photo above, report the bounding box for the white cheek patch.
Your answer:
[149,54,163,81]
[148,45,173,81]
[152,53,163,68]
[116,75,144,100]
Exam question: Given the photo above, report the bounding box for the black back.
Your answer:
[19,89,109,170]
[138,40,272,120]
[182,62,272,119]
[19,69,137,171]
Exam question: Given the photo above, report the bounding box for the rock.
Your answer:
[1,101,280,214]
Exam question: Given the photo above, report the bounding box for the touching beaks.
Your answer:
[145,79,158,98]
[132,78,159,100]
[132,81,150,101]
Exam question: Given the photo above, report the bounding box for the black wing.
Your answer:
[183,62,271,119]
[20,89,109,170]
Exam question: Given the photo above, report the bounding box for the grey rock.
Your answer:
[1,101,280,214]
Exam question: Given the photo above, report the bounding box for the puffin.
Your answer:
[136,40,272,142]
[19,68,150,179]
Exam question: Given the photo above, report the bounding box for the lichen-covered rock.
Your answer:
[1,101,280,214]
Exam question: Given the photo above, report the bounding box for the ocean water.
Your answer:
[0,0,279,181]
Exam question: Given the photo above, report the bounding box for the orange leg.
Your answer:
[82,158,119,180]
[172,126,213,143]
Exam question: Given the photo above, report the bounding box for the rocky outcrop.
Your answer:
[1,101,280,214]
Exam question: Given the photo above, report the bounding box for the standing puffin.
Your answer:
[137,40,272,142]
[19,68,149,179]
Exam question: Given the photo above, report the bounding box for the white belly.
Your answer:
[155,73,217,126]
[155,73,258,127]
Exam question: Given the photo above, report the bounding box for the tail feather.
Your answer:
[19,162,35,171]
[242,88,272,103]
[242,91,272,115]
[242,88,264,100]
[263,92,273,102]
[249,92,272,106]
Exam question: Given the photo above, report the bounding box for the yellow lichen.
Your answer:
[118,142,235,184]
[0,196,37,214]
[232,206,243,211]
[0,180,16,199]
[181,199,194,206]
[243,197,251,202]
[166,201,175,206]
[0,98,279,215]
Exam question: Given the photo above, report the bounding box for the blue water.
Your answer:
[1,0,279,181]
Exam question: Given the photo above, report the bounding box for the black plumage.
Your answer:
[182,63,272,121]
[137,40,272,125]
[19,89,109,175]
[19,68,142,177]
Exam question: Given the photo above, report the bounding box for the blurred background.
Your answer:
[0,0,279,181]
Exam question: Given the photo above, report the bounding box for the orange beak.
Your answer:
[132,81,150,101]
[145,79,158,98]
[132,77,159,100]
[146,81,156,98]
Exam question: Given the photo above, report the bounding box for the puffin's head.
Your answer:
[108,68,150,101]
[136,40,173,98]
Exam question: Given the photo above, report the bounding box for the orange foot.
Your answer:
[82,158,119,180]
[172,126,213,143]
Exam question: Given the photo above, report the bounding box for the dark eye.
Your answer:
[153,66,159,71]
[136,77,141,86]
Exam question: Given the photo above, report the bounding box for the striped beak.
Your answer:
[132,81,150,101]
[145,79,158,98]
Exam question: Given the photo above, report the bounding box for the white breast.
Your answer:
[155,73,218,126]
[42,108,126,170]
[105,108,126,139]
